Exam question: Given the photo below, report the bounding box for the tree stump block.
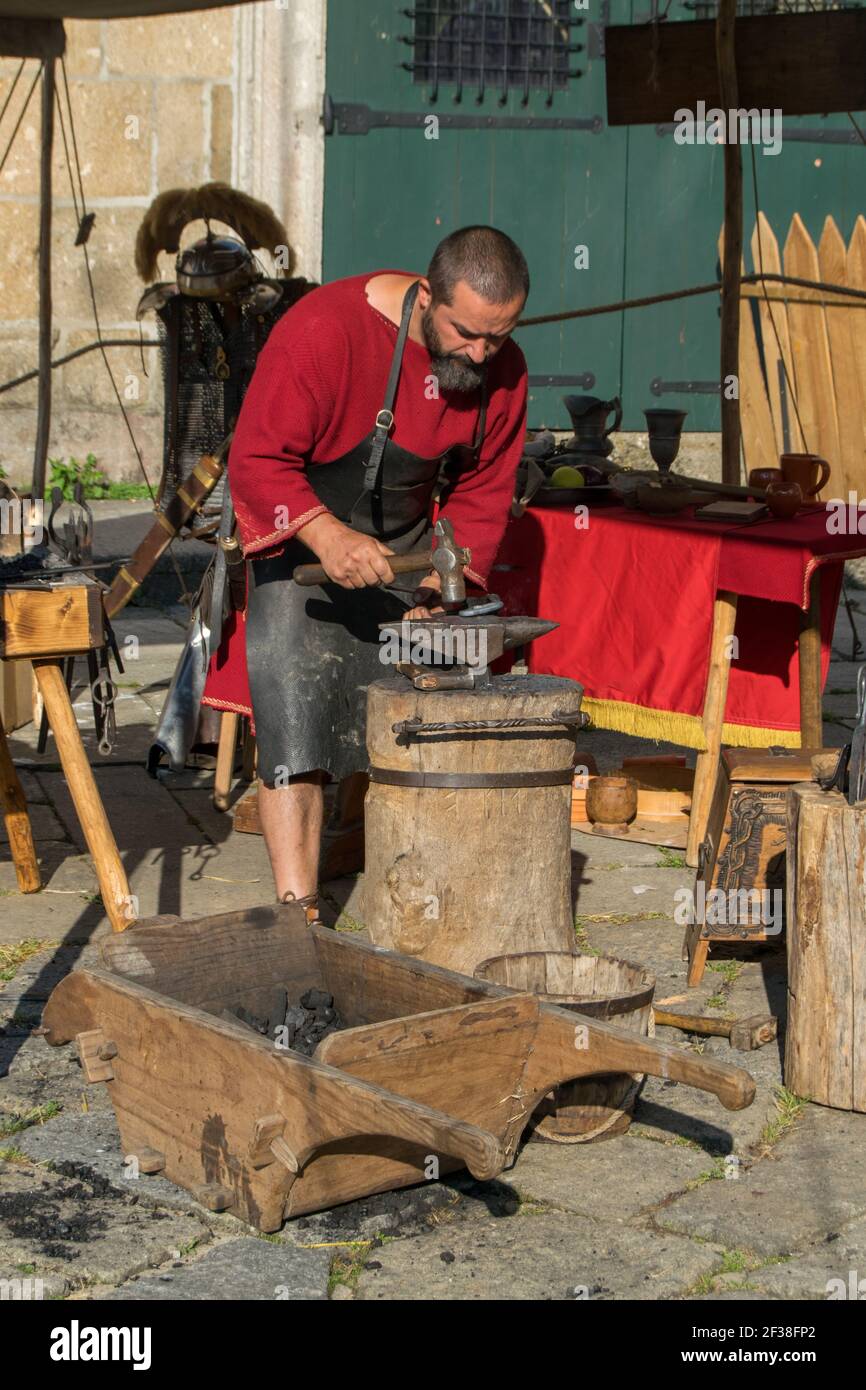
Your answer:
[361,675,582,976]
[786,782,866,1111]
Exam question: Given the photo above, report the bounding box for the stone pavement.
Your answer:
[1,591,866,1301]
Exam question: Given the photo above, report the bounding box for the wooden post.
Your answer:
[798,570,823,748]
[716,0,743,486]
[31,56,56,501]
[33,660,134,932]
[786,783,866,1110]
[686,590,739,868]
[0,720,41,893]
[213,710,239,811]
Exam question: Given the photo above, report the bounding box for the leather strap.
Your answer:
[364,280,421,492]
[369,766,574,789]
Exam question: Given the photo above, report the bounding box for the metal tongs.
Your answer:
[817,664,866,804]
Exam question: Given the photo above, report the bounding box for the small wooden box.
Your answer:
[0,583,103,659]
[684,747,825,985]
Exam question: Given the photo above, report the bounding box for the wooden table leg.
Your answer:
[213,710,240,811]
[32,660,134,933]
[799,569,823,750]
[0,718,41,893]
[686,590,739,869]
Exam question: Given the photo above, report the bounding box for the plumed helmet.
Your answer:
[175,232,260,300]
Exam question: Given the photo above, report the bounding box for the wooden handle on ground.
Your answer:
[653,1008,732,1038]
[293,550,433,586]
[527,1007,756,1114]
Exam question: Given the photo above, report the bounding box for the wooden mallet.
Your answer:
[653,1008,777,1051]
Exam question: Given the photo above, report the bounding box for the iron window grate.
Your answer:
[401,0,583,103]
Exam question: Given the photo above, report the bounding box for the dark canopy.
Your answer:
[0,1,253,17]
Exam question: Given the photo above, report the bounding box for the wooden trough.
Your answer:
[42,906,756,1231]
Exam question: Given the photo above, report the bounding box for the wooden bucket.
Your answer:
[475,952,656,1143]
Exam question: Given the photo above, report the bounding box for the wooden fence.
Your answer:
[720,213,866,499]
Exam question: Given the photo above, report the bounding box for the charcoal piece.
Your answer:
[282,1005,308,1046]
[219,1007,262,1037]
[263,987,287,1034]
[234,1005,268,1035]
[300,989,333,1011]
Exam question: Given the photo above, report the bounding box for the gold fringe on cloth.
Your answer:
[581,697,801,752]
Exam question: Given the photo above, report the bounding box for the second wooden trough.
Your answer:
[42,905,756,1230]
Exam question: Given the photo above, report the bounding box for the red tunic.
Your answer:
[229,269,528,586]
[204,270,528,720]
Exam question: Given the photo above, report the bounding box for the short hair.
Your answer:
[427,225,530,307]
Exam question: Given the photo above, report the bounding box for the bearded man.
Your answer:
[229,224,529,917]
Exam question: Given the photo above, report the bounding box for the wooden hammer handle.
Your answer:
[293,550,433,586]
[653,1008,731,1038]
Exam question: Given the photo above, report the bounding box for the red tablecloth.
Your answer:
[492,502,865,748]
[202,501,866,748]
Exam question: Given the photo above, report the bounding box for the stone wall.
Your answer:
[0,3,326,492]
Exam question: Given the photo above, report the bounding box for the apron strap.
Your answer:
[364,279,421,492]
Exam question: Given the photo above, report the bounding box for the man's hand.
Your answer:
[298,514,395,589]
[404,570,446,621]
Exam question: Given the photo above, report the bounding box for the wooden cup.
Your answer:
[766,479,804,519]
[780,453,831,498]
[748,467,783,494]
[586,775,638,835]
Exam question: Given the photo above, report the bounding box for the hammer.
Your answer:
[292,518,470,610]
[653,1008,778,1052]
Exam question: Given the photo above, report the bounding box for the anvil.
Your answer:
[378,613,558,690]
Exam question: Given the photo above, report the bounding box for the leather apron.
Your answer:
[247,280,488,784]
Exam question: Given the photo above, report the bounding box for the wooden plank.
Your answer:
[686,591,739,868]
[751,213,801,453]
[784,213,840,480]
[818,216,866,504]
[718,227,777,476]
[786,785,866,1111]
[100,903,322,1016]
[318,995,539,1161]
[0,585,102,660]
[846,216,866,496]
[0,719,41,893]
[605,13,866,126]
[799,570,823,749]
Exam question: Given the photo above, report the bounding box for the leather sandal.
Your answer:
[279,891,324,927]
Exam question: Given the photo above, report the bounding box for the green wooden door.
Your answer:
[324,1,866,431]
[323,0,632,429]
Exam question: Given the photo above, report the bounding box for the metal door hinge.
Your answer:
[528,373,596,389]
[323,97,603,136]
[655,121,862,146]
[651,378,719,396]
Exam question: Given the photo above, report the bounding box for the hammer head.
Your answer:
[729,1015,778,1051]
[432,518,470,609]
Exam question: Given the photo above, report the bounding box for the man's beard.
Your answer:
[421,307,486,394]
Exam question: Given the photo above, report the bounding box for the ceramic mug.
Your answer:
[766,479,804,519]
[780,453,830,498]
[748,467,783,494]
